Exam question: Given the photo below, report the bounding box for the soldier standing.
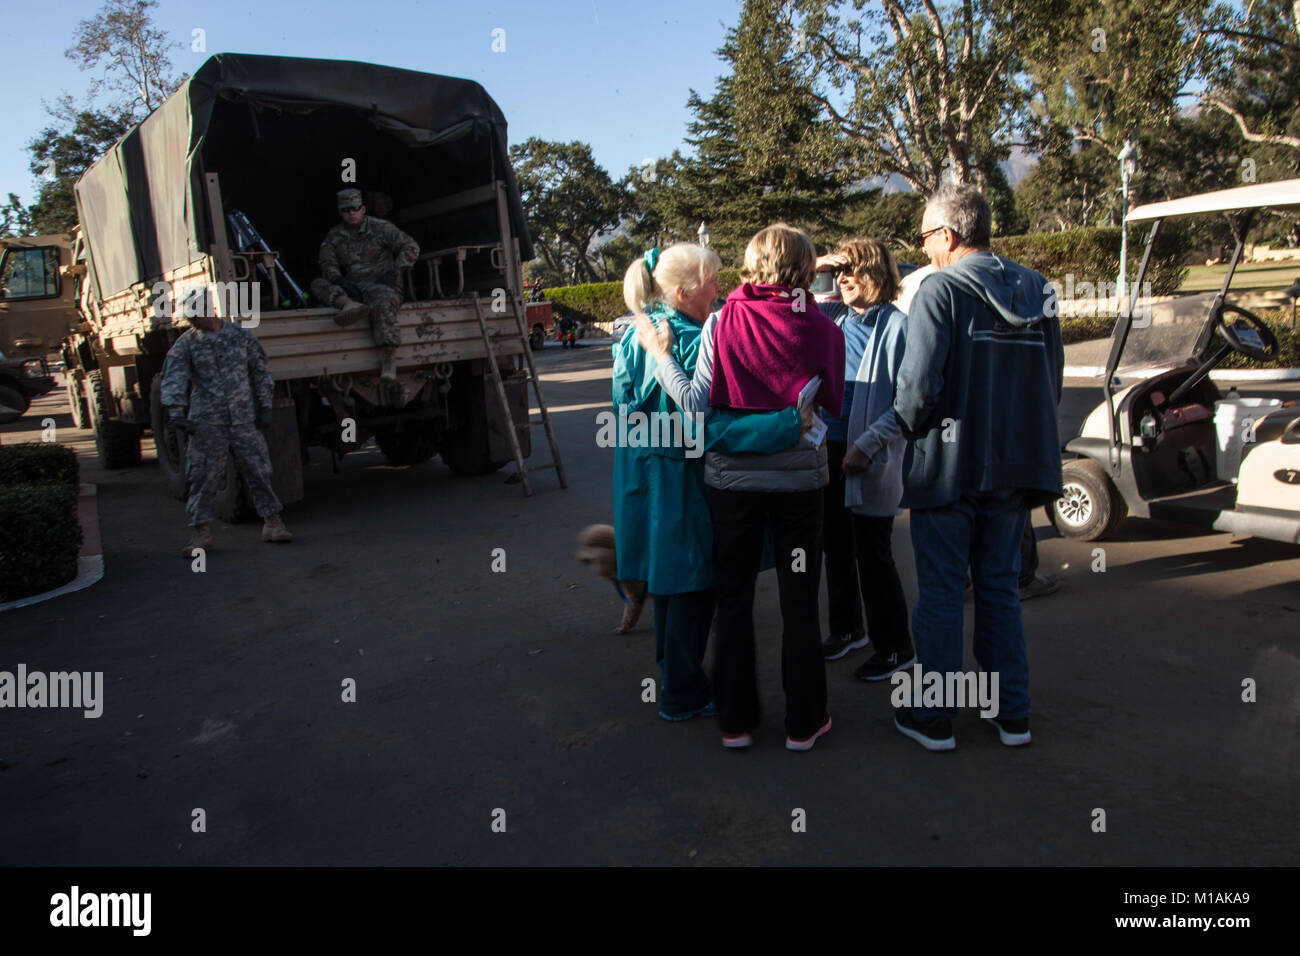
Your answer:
[160,308,293,556]
[309,188,420,381]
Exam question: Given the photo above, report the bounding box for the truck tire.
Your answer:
[212,453,258,523]
[529,326,545,351]
[440,373,509,476]
[0,385,26,425]
[376,426,437,466]
[67,376,89,429]
[150,378,188,500]
[88,369,141,469]
[1048,458,1127,541]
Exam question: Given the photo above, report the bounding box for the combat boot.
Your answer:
[331,295,369,327]
[182,524,213,558]
[380,349,398,382]
[262,513,293,543]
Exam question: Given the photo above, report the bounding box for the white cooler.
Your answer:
[1213,397,1283,483]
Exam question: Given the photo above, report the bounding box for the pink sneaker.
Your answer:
[721,731,753,749]
[786,715,832,751]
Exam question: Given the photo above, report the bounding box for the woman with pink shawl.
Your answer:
[636,223,844,752]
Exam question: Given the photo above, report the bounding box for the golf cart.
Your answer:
[1049,178,1300,545]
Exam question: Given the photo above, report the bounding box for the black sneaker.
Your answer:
[984,714,1032,747]
[821,631,869,661]
[894,707,956,751]
[853,648,916,682]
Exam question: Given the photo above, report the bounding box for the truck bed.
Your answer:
[250,296,525,380]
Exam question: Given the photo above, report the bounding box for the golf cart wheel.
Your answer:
[1049,458,1127,541]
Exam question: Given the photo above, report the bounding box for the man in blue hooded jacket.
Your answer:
[892,183,1063,752]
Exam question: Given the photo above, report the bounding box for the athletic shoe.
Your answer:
[984,714,1032,747]
[659,700,716,722]
[893,707,956,751]
[721,731,753,749]
[821,631,869,661]
[786,715,832,751]
[1019,573,1060,601]
[854,648,916,682]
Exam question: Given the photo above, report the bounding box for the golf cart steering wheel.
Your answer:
[1214,303,1279,362]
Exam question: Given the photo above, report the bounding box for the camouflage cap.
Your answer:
[336,188,363,211]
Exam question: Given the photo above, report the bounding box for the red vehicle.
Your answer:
[525,300,553,351]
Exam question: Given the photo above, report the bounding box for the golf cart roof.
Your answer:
[1127,178,1300,223]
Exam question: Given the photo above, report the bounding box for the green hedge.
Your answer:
[0,442,80,488]
[991,226,1192,297]
[0,482,83,601]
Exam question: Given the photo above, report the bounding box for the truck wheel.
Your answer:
[88,369,141,469]
[1048,458,1127,541]
[440,373,509,476]
[150,378,188,500]
[529,326,545,351]
[0,385,26,425]
[67,377,89,429]
[376,426,437,466]
[212,453,258,523]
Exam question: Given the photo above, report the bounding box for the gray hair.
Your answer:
[926,183,991,247]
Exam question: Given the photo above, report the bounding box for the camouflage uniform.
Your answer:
[160,320,282,527]
[310,215,420,349]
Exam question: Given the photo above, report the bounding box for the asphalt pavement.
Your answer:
[1,345,1297,865]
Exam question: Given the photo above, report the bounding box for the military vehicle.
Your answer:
[0,53,561,516]
[0,235,68,423]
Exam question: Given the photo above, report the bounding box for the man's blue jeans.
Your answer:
[909,489,1030,721]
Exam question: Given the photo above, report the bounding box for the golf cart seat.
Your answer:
[1151,390,1212,430]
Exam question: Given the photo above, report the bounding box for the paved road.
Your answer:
[1,346,1297,865]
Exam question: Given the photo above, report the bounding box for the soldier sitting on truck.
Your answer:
[160,306,293,556]
[309,188,420,382]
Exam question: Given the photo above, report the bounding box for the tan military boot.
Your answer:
[262,513,293,543]
[380,349,398,382]
[332,295,369,327]
[182,524,213,558]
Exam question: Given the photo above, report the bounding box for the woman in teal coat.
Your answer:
[614,245,800,721]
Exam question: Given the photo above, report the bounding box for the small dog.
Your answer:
[575,524,647,634]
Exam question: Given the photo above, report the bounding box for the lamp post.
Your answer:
[1117,139,1138,302]
[697,221,710,248]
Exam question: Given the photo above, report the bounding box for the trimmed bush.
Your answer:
[1060,315,1119,346]
[991,226,1192,297]
[0,482,83,601]
[0,442,80,489]
[547,282,628,325]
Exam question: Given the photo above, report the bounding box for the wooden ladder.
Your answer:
[472,293,566,497]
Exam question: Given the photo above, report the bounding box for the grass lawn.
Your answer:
[1179,260,1300,293]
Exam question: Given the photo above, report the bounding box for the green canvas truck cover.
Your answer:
[74,52,534,303]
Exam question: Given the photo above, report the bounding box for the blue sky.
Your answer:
[0,0,747,207]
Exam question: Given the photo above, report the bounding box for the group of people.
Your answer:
[611,183,1064,753]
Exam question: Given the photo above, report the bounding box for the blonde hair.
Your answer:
[837,238,901,304]
[622,243,721,320]
[739,223,816,289]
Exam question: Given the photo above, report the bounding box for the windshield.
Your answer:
[1112,291,1218,374]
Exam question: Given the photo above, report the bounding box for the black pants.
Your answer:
[653,589,715,716]
[710,487,827,739]
[849,513,912,656]
[823,440,864,636]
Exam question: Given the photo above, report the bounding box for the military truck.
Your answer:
[0,235,68,423]
[0,53,558,517]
